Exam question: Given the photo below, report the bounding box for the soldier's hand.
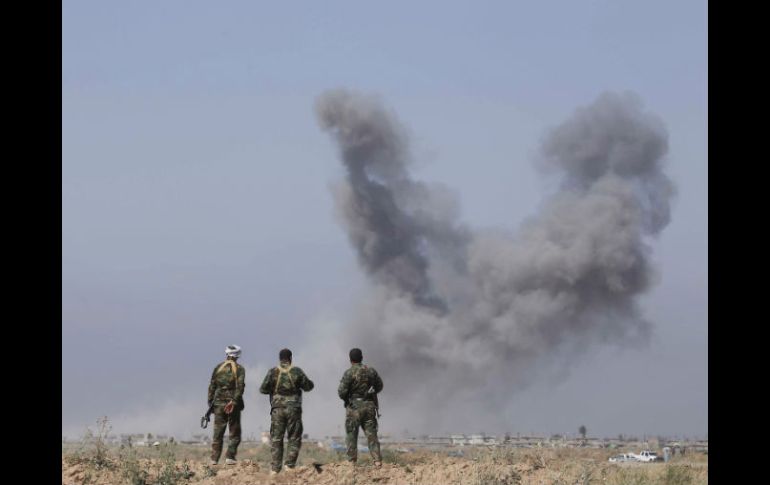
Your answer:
[224,401,235,414]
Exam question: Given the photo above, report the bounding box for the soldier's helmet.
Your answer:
[225,345,242,358]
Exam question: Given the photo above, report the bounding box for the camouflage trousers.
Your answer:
[210,406,241,462]
[269,406,304,472]
[345,401,381,463]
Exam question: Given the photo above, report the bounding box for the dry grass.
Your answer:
[62,422,707,485]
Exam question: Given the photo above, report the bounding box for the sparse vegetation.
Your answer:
[64,416,116,471]
[473,466,521,485]
[606,468,654,485]
[62,417,204,485]
[379,448,408,466]
[118,446,149,485]
[201,464,217,478]
[61,430,706,484]
[660,465,694,485]
[152,444,195,485]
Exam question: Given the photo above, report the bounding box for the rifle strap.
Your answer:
[273,364,295,394]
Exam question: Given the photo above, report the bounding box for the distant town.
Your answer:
[62,431,707,455]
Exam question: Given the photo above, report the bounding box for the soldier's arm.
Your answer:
[234,366,246,402]
[372,368,383,394]
[259,369,274,394]
[208,366,218,404]
[297,368,314,392]
[337,370,351,400]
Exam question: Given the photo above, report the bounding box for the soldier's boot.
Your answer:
[225,458,237,465]
[283,465,295,473]
[209,459,217,466]
[374,461,382,468]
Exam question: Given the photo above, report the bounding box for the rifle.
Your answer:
[367,386,381,418]
[200,389,220,429]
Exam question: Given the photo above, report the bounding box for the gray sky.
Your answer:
[62,1,707,440]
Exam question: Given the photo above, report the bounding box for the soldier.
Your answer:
[207,345,246,465]
[259,348,314,475]
[338,348,383,467]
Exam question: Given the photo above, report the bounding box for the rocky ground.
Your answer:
[62,444,708,485]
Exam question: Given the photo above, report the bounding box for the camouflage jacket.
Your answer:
[259,362,314,408]
[208,359,246,408]
[338,363,383,405]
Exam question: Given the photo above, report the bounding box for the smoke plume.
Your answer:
[314,89,674,432]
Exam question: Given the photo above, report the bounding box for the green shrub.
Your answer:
[118,447,149,485]
[65,416,116,471]
[380,448,408,466]
[153,443,195,485]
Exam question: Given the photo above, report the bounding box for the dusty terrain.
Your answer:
[62,442,707,485]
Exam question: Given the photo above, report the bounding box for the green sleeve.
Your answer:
[337,369,351,400]
[372,368,383,393]
[207,366,218,403]
[298,368,314,392]
[259,369,274,394]
[234,365,246,402]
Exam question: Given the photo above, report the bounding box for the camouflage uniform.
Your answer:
[259,362,314,472]
[207,358,246,462]
[338,363,383,463]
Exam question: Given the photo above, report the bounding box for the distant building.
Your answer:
[451,435,467,446]
[426,436,452,445]
[118,433,175,446]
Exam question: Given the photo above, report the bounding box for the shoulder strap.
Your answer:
[230,361,239,388]
[216,361,240,388]
[273,365,295,394]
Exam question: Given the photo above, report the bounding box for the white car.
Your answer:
[632,450,662,462]
[608,453,637,463]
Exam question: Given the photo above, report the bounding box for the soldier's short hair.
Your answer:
[279,348,292,362]
[349,348,363,363]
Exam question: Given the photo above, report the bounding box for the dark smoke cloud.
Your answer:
[314,89,674,432]
[316,90,470,312]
